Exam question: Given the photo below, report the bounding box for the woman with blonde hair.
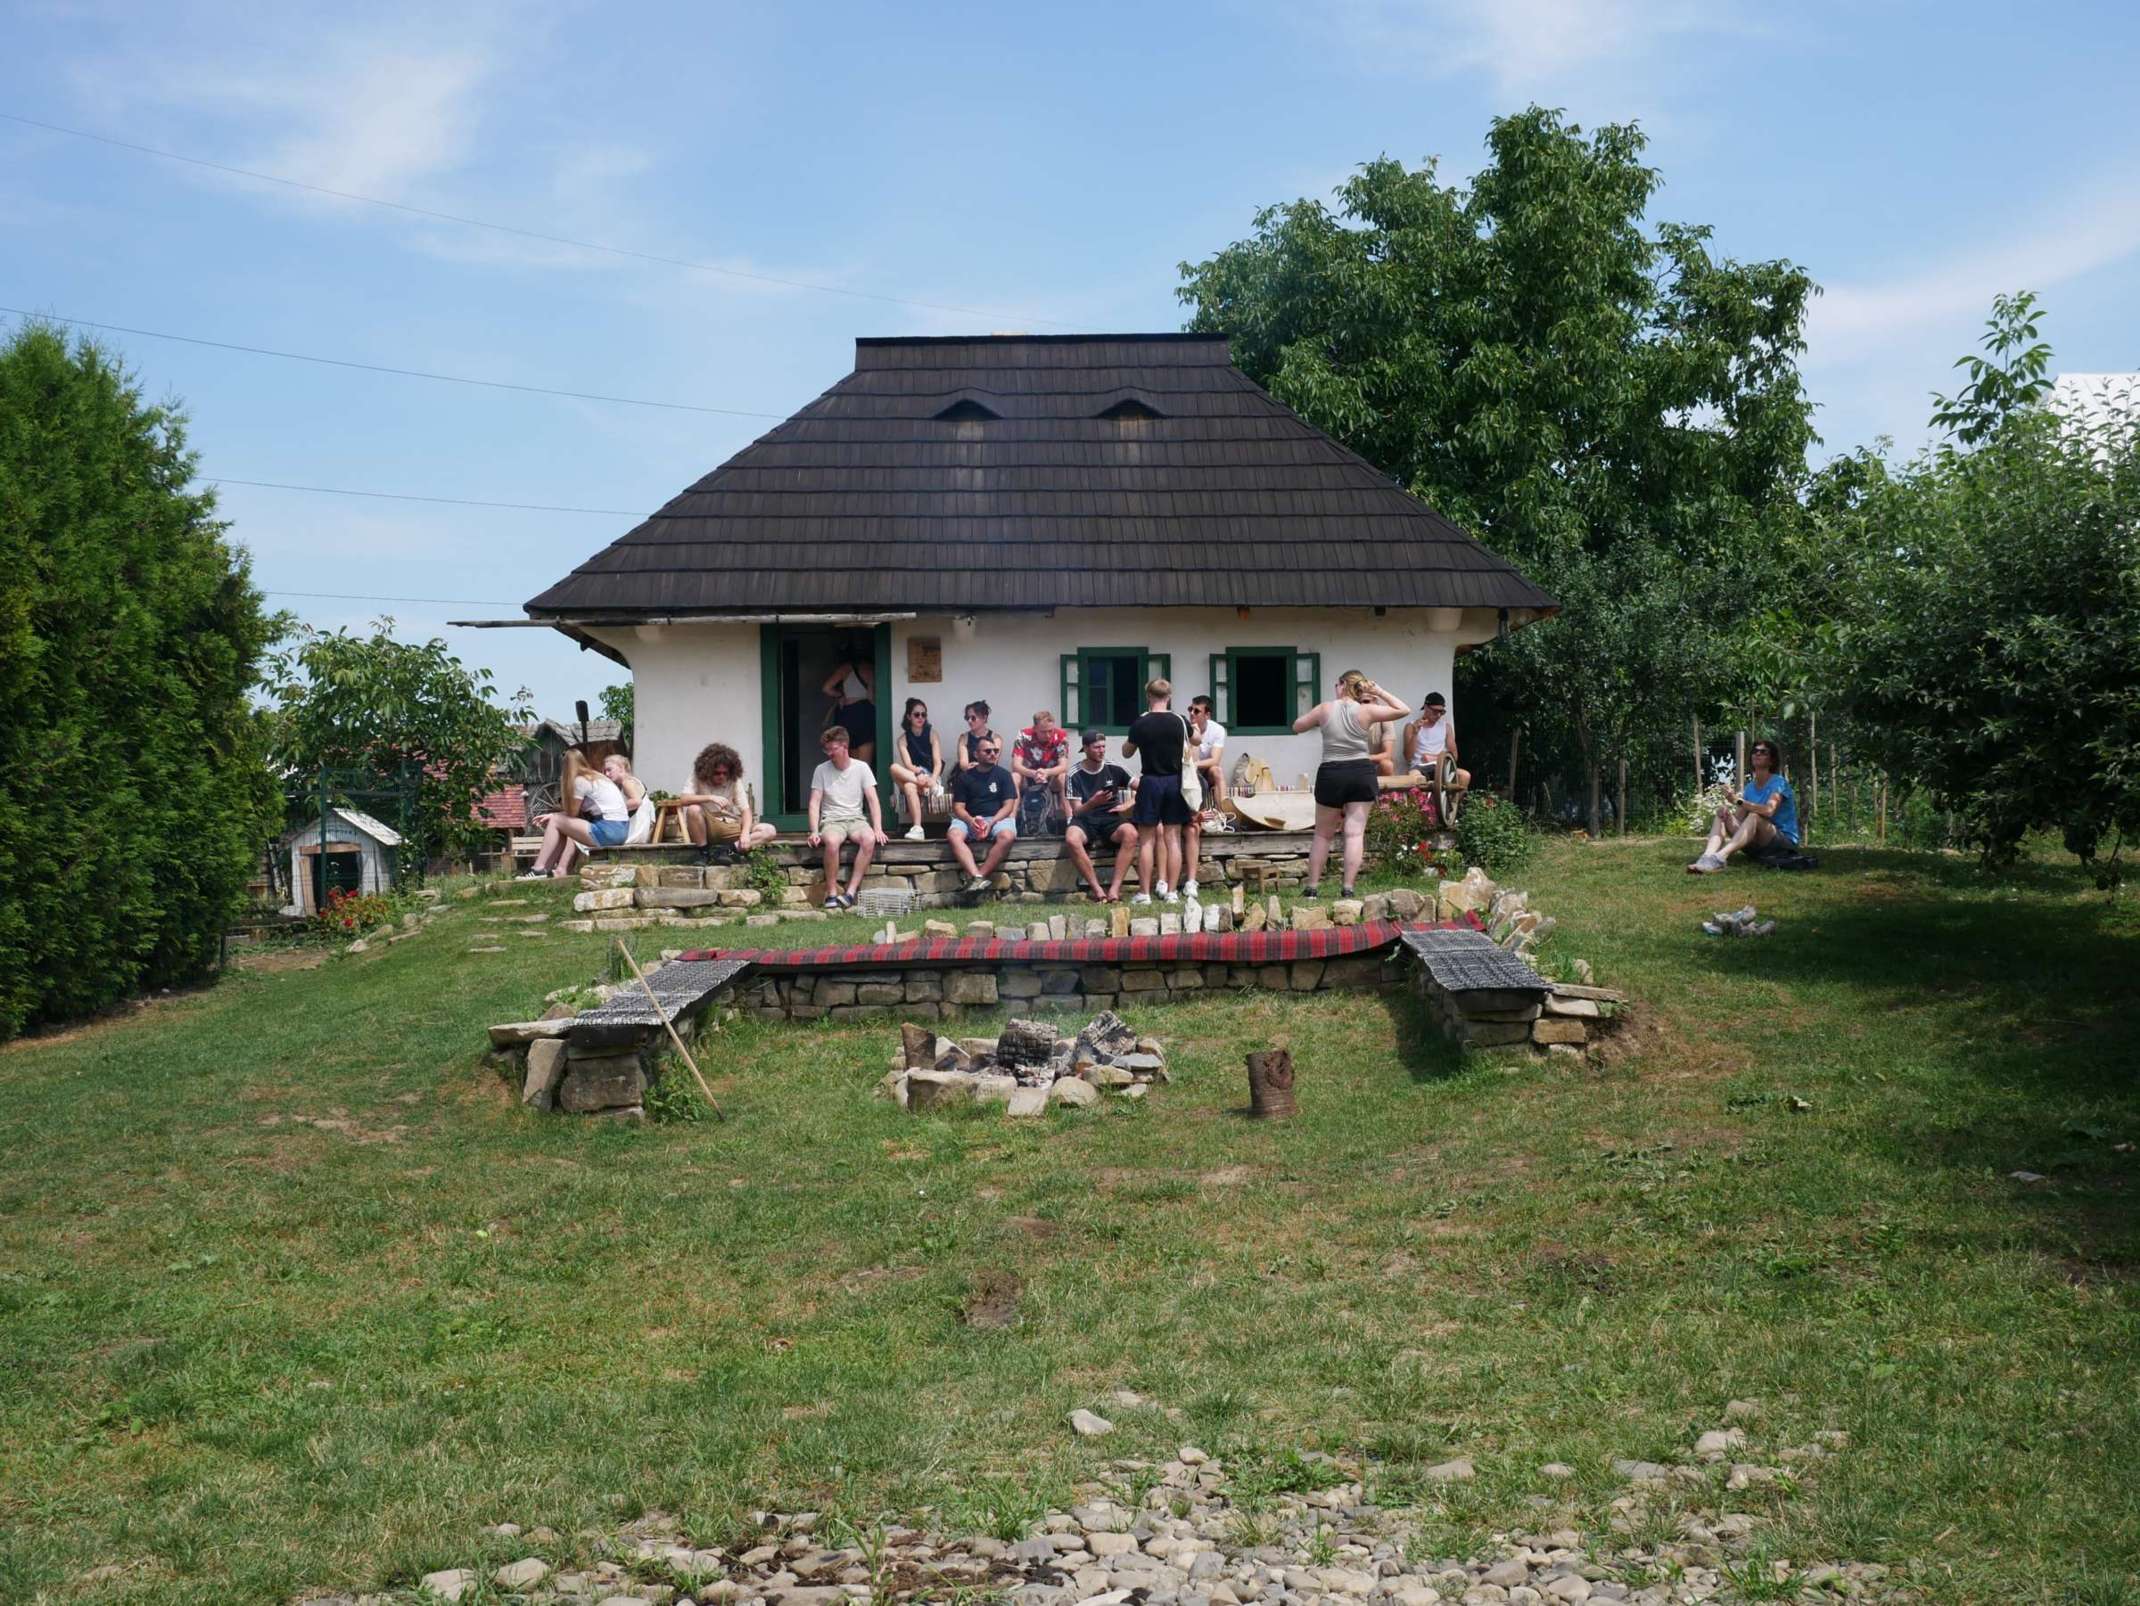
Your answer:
[678,742,777,852]
[1292,669,1411,900]
[524,748,631,877]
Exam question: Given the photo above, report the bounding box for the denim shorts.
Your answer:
[589,818,630,848]
[949,817,1016,843]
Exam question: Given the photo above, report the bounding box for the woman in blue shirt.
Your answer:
[1689,739,1799,873]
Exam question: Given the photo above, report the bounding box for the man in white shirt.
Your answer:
[807,725,883,909]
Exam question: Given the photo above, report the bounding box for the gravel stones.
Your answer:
[1069,1408,1115,1437]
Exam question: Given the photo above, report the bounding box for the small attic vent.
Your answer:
[1097,397,1164,421]
[934,398,1000,422]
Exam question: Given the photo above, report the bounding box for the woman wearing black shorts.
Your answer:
[1292,669,1412,899]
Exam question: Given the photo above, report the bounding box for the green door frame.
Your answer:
[758,622,894,833]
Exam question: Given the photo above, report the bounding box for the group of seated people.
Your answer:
[518,674,1477,904]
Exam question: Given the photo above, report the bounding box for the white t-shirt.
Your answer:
[575,773,629,821]
[811,758,877,822]
[1412,716,1452,762]
[1194,719,1227,762]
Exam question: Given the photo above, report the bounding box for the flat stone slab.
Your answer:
[571,958,756,1031]
[1399,927,1549,999]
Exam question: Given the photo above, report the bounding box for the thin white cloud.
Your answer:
[1330,0,1767,95]
[1809,171,2140,360]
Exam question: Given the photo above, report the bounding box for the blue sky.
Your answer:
[5,0,2136,716]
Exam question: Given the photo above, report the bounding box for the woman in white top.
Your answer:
[1292,669,1411,900]
[525,748,631,877]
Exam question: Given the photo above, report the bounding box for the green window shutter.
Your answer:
[1060,653,1080,730]
[1208,652,1229,726]
[1293,651,1321,722]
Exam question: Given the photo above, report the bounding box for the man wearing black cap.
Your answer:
[1063,729,1138,903]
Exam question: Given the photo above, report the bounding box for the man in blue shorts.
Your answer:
[947,734,1019,893]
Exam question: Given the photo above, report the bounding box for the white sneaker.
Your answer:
[903,825,924,841]
[1162,889,1180,905]
[1154,882,1170,899]
[1182,879,1199,898]
[1130,892,1152,906]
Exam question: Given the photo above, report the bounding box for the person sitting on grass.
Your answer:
[1063,728,1138,902]
[947,733,1019,894]
[807,725,882,909]
[678,741,777,854]
[888,697,945,841]
[1012,707,1071,833]
[524,747,629,878]
[1689,738,1799,874]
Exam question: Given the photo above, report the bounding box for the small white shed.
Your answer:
[280,808,403,915]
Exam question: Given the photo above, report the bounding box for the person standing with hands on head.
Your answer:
[1122,676,1193,905]
[1688,738,1798,873]
[947,732,1019,894]
[807,726,882,909]
[1063,728,1139,903]
[1294,669,1412,900]
[820,650,877,764]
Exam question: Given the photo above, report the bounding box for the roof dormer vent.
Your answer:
[1097,396,1164,421]
[934,398,1000,422]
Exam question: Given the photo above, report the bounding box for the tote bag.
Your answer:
[1176,712,1204,811]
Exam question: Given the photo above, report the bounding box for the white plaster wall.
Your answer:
[593,608,1497,797]
[584,623,764,793]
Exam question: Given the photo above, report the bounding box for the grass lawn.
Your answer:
[2,839,2136,1603]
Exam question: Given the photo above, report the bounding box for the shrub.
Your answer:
[1455,794,1536,876]
[0,325,280,1039]
[1364,790,1442,873]
[312,888,395,939]
[738,846,789,902]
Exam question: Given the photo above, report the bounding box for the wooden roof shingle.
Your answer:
[526,334,1553,617]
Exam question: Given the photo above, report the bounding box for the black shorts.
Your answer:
[836,701,876,745]
[1314,759,1380,808]
[1132,772,1194,826]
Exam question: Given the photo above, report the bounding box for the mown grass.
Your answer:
[1,840,2136,1603]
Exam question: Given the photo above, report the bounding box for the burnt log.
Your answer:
[902,1022,939,1070]
[1246,1048,1297,1119]
[996,1017,1064,1069]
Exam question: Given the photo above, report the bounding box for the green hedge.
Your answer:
[0,325,279,1039]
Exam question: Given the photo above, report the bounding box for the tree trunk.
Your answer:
[1246,1049,1297,1119]
[1693,717,1702,796]
[1586,762,1603,837]
[1506,728,1521,799]
[1808,711,1818,845]
[1617,757,1628,837]
[1736,730,1748,786]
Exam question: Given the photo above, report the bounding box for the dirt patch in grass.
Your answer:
[230,946,328,975]
[255,1111,407,1145]
[959,1269,1025,1329]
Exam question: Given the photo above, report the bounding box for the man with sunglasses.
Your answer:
[947,734,1019,894]
[1689,739,1799,873]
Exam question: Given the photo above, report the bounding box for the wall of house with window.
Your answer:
[886,608,1495,787]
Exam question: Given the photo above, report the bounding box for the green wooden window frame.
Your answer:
[1207,647,1320,735]
[1059,647,1171,735]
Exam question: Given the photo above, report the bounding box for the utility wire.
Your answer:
[211,477,638,516]
[266,589,522,608]
[0,306,786,418]
[1,110,1071,328]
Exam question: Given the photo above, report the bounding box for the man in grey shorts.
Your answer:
[807,725,883,909]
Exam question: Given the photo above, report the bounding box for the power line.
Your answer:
[212,477,638,515]
[0,306,786,418]
[266,589,522,608]
[1,110,1071,329]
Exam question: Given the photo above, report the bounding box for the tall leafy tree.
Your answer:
[1179,108,1817,826]
[0,324,281,1038]
[264,624,532,870]
[1824,298,2139,872]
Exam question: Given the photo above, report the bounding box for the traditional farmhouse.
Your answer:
[501,334,1552,830]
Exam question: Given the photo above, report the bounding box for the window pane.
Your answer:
[1235,653,1289,728]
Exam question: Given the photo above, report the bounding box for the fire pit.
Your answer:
[880,1010,1167,1117]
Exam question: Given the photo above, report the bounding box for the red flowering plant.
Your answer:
[313,887,395,938]
[1364,790,1450,876]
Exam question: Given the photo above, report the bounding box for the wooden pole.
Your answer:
[1808,711,1818,846]
[1693,718,1702,796]
[1506,728,1521,799]
[615,939,727,1121]
[1617,756,1628,836]
[1736,730,1747,787]
[1878,779,1888,845]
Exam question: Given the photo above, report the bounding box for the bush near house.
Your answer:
[0,324,279,1040]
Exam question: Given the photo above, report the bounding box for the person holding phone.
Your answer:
[1689,738,1798,873]
[1063,728,1139,902]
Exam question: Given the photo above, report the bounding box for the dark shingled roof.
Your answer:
[526,334,1554,617]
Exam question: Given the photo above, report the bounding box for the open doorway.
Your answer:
[758,623,891,829]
